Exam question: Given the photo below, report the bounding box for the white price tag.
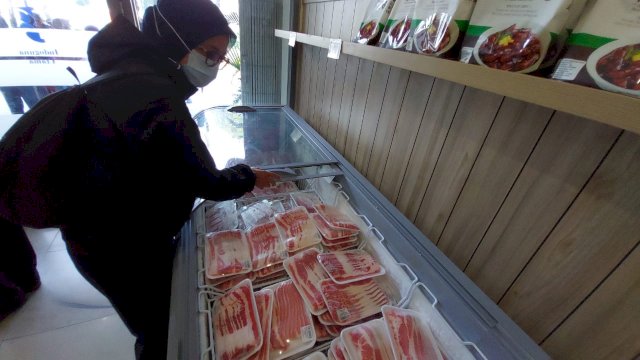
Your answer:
[328,38,343,59]
[552,59,586,81]
[288,32,296,47]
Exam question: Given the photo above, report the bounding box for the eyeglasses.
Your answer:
[199,47,230,67]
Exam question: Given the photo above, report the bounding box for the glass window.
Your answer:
[0,0,110,126]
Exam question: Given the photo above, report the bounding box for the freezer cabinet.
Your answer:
[166,106,549,360]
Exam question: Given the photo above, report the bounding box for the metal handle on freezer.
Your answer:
[357,214,373,229]
[397,262,418,285]
[339,190,350,201]
[402,282,439,309]
[370,227,385,243]
[463,341,488,360]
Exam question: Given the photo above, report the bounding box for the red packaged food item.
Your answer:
[246,221,287,271]
[379,0,415,49]
[406,0,475,58]
[341,318,395,360]
[460,0,573,73]
[312,315,334,342]
[252,262,284,278]
[212,279,262,360]
[317,249,385,284]
[552,0,640,97]
[283,248,330,315]
[204,200,237,233]
[324,239,360,252]
[208,273,255,292]
[330,337,351,360]
[268,280,316,360]
[291,191,323,213]
[321,233,360,246]
[248,289,274,360]
[382,305,443,360]
[354,0,396,45]
[252,181,298,197]
[275,206,322,252]
[314,204,360,232]
[313,213,359,240]
[320,278,390,326]
[205,230,252,280]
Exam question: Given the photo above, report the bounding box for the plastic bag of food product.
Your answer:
[378,0,416,49]
[406,0,476,58]
[459,0,573,73]
[551,0,640,97]
[354,0,396,45]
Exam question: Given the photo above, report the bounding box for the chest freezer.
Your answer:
[166,106,549,360]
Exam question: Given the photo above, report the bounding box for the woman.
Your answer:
[57,0,277,358]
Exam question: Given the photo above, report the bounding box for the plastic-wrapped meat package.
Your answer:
[312,315,334,342]
[354,0,396,45]
[205,230,252,280]
[317,249,385,284]
[246,221,287,270]
[205,200,237,233]
[303,352,328,360]
[252,181,299,197]
[321,233,360,246]
[382,305,444,360]
[212,279,262,360]
[208,273,255,292]
[314,204,360,232]
[248,289,274,360]
[252,262,284,279]
[324,240,360,252]
[320,278,390,326]
[313,213,359,240]
[267,280,316,360]
[291,191,324,213]
[283,248,330,315]
[239,201,278,230]
[330,337,351,360]
[275,206,322,252]
[341,319,394,360]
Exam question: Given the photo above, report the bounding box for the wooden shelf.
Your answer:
[276,29,640,135]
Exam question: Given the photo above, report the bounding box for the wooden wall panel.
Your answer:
[325,0,356,146]
[294,2,640,357]
[393,80,464,216]
[376,73,434,194]
[499,131,640,342]
[541,243,640,359]
[464,115,621,302]
[436,100,553,269]
[350,62,391,167]
[364,67,411,182]
[414,88,503,240]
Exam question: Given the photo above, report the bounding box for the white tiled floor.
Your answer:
[0,228,135,360]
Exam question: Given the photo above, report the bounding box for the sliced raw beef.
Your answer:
[382,305,443,360]
[313,213,359,240]
[312,315,334,342]
[291,191,323,213]
[314,204,360,231]
[268,280,316,360]
[275,207,322,252]
[205,230,252,280]
[341,319,394,360]
[212,279,262,360]
[283,248,330,315]
[330,338,351,360]
[317,249,385,284]
[320,278,390,326]
[248,289,274,360]
[246,221,287,270]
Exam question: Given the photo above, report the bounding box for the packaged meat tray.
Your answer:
[317,249,385,284]
[291,191,324,213]
[205,230,252,280]
[275,206,322,252]
[248,289,274,360]
[319,278,390,326]
[324,240,360,252]
[321,233,360,247]
[267,280,316,360]
[312,315,334,342]
[204,200,238,233]
[239,200,282,230]
[314,204,360,232]
[252,181,299,197]
[341,319,395,360]
[252,262,284,279]
[212,279,262,360]
[245,221,287,271]
[313,213,359,240]
[329,337,351,360]
[283,247,330,315]
[382,305,444,360]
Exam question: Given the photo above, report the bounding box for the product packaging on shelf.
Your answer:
[354,0,397,45]
[378,0,417,49]
[551,0,640,97]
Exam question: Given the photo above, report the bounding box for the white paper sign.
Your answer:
[328,39,342,59]
[288,32,296,47]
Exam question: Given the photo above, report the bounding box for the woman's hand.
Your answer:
[252,168,280,189]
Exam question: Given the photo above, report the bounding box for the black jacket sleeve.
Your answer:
[155,98,256,201]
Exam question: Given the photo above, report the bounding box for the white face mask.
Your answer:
[182,50,219,87]
[153,7,220,87]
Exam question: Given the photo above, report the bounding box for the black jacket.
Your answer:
[66,16,255,240]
